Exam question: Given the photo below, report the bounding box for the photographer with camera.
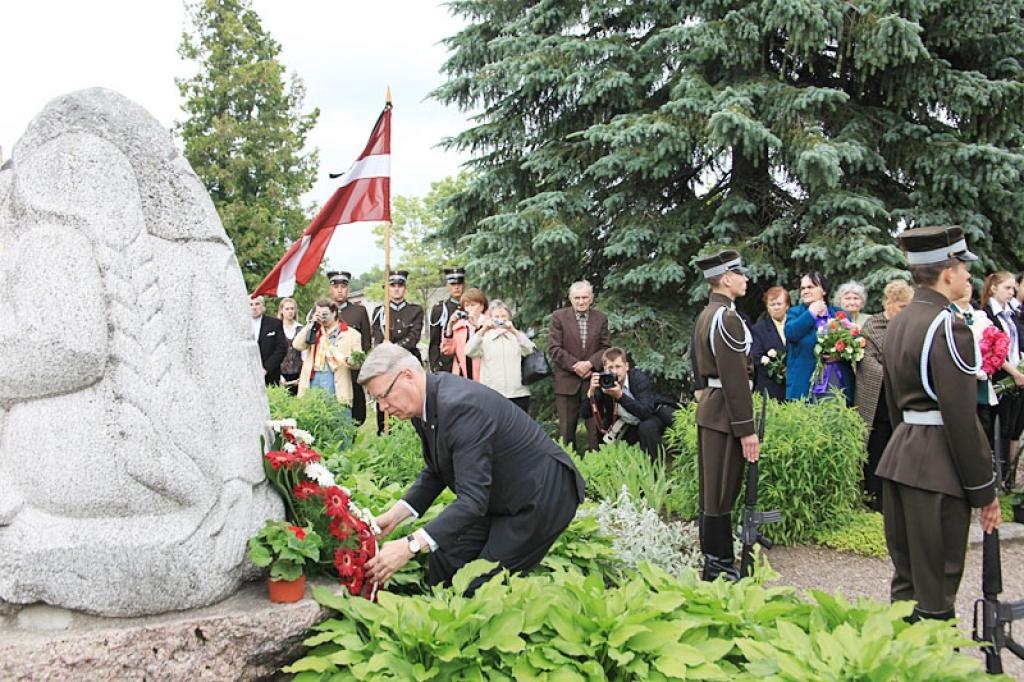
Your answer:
[586,347,677,461]
[293,299,363,413]
[465,300,537,412]
[441,288,489,381]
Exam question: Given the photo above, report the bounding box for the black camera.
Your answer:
[453,310,469,321]
[598,372,617,390]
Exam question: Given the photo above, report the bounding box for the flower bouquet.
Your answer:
[262,419,380,600]
[979,326,1009,382]
[248,520,322,602]
[811,312,865,393]
[349,349,366,368]
[759,348,786,383]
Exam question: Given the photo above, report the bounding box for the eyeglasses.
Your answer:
[370,373,403,403]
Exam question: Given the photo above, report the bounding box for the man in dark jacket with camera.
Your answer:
[587,347,676,461]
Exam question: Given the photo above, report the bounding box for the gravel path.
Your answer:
[768,539,1024,680]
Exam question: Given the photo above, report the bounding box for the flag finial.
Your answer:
[386,86,392,106]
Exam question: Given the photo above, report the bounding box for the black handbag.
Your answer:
[521,349,552,385]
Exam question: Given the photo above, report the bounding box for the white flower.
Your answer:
[283,442,297,453]
[292,428,315,445]
[266,418,297,432]
[767,349,777,358]
[760,356,770,366]
[303,462,335,487]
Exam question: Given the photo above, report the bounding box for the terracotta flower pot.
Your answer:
[1013,503,1024,524]
[267,575,306,603]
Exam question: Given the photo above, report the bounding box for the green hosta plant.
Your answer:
[285,560,995,680]
[247,520,322,582]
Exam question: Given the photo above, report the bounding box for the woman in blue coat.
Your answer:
[784,272,854,404]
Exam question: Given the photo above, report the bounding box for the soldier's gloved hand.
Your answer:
[740,433,760,463]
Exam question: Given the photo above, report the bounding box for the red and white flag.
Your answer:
[251,104,391,298]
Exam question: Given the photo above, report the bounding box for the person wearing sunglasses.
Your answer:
[359,343,585,593]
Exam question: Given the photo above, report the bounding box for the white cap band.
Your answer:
[906,239,967,265]
[703,258,743,278]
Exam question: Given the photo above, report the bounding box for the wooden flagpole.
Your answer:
[382,86,393,434]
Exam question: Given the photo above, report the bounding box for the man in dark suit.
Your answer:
[878,225,1000,621]
[250,295,287,386]
[361,343,586,589]
[328,270,371,424]
[691,250,759,581]
[587,347,676,461]
[428,266,466,373]
[548,280,611,451]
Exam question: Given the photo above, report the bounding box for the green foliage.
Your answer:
[815,510,888,558]
[373,174,471,312]
[573,441,682,519]
[433,0,1024,391]
[266,385,358,455]
[247,520,322,582]
[285,561,994,681]
[538,511,624,580]
[176,0,320,298]
[665,397,867,544]
[324,419,424,489]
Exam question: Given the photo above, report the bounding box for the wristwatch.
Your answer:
[406,534,422,554]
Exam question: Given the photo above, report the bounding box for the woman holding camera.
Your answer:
[441,288,489,380]
[465,300,536,412]
[293,299,363,411]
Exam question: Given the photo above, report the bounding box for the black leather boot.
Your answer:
[701,514,739,582]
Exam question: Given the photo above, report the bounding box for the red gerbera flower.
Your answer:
[323,486,351,518]
[836,311,846,320]
[264,450,297,470]
[293,481,323,501]
[287,525,306,540]
[334,547,367,578]
[330,516,354,541]
[294,444,321,464]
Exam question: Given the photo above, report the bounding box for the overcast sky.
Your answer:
[1,0,472,277]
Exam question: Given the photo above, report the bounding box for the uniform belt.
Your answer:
[902,410,943,425]
[706,377,753,390]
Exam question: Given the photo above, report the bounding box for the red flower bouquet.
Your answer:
[980,326,1010,379]
[812,312,866,387]
[259,420,380,600]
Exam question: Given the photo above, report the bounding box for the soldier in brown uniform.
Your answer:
[878,225,1001,621]
[327,270,372,424]
[428,267,466,373]
[372,270,425,433]
[692,250,760,581]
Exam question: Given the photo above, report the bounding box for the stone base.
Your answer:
[0,578,336,681]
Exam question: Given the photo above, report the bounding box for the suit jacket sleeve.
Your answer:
[401,422,447,515]
[934,322,997,507]
[587,312,611,370]
[717,312,755,438]
[784,306,817,344]
[618,369,657,421]
[548,311,579,371]
[265,318,288,373]
[421,404,497,548]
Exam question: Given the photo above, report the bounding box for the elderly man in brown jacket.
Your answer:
[691,250,760,581]
[879,225,1000,622]
[549,280,611,451]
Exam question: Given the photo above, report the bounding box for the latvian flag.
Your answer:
[251,103,392,298]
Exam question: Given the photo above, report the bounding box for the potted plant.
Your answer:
[1008,489,1024,524]
[248,520,323,603]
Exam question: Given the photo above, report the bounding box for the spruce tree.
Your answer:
[433,0,1024,385]
[175,0,320,298]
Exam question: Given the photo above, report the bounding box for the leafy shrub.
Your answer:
[285,561,991,681]
[266,385,357,455]
[325,419,423,488]
[581,489,702,577]
[573,440,682,518]
[815,510,888,558]
[665,397,867,545]
[538,511,624,581]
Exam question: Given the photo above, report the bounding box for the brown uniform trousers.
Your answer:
[878,287,996,619]
[692,293,755,579]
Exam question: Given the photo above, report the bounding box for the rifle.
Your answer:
[973,418,1024,673]
[739,394,781,577]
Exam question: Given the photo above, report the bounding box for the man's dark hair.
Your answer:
[602,347,628,364]
[909,259,959,286]
[804,271,830,297]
